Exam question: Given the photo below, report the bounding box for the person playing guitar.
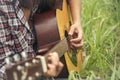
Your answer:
[0,0,83,79]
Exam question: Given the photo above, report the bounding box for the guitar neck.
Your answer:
[43,38,69,58]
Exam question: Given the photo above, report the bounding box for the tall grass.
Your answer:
[69,0,120,80]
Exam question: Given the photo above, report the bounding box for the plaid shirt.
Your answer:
[0,0,35,77]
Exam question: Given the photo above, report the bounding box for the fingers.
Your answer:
[55,62,64,76]
[44,52,63,77]
[44,62,56,77]
[45,61,63,77]
[68,25,75,36]
[68,24,83,49]
[71,39,83,49]
[70,33,82,43]
[47,52,59,64]
[70,32,83,48]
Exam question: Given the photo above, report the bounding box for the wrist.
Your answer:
[73,21,82,27]
[73,18,82,25]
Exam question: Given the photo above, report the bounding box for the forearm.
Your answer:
[69,0,82,25]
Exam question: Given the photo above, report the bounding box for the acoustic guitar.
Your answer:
[5,0,83,79]
[33,0,83,78]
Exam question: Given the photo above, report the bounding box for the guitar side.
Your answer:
[56,0,83,73]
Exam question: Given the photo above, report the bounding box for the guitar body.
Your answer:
[33,10,60,54]
[33,0,83,78]
[56,0,83,74]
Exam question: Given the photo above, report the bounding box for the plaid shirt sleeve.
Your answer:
[0,0,35,75]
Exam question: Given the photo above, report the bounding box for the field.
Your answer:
[68,0,120,80]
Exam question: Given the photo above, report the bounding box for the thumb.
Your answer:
[68,26,74,36]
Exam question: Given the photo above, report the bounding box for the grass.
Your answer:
[68,0,120,80]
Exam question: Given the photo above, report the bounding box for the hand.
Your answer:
[69,23,83,49]
[44,52,63,77]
